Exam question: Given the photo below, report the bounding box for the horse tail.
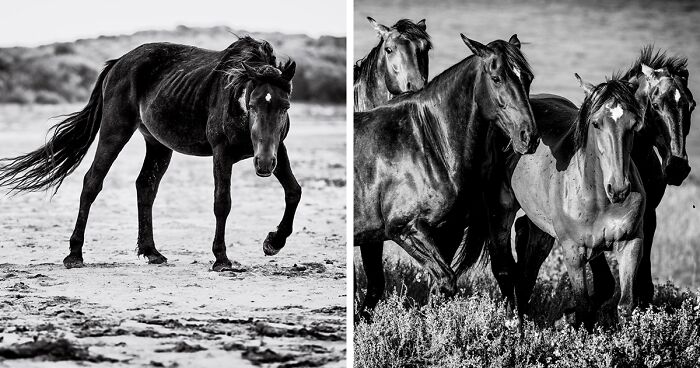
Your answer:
[453,226,489,277]
[0,59,118,193]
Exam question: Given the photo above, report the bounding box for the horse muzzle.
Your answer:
[606,181,631,204]
[665,156,691,186]
[254,156,277,177]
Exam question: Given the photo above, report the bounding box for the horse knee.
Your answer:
[285,184,301,204]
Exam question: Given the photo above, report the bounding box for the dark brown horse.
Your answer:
[354,17,431,111]
[354,34,538,320]
[504,49,695,322]
[0,36,301,271]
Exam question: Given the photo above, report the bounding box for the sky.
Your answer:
[0,0,346,47]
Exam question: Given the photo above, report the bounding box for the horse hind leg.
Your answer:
[514,216,554,319]
[135,134,173,264]
[358,241,385,322]
[64,109,138,268]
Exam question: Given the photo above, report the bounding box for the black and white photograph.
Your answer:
[353,0,700,366]
[0,1,346,366]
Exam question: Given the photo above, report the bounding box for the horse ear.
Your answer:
[508,34,521,49]
[641,64,655,78]
[574,73,594,95]
[460,34,491,58]
[417,19,426,30]
[282,60,296,81]
[367,17,389,38]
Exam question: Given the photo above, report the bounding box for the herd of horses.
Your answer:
[354,18,695,328]
[0,36,302,271]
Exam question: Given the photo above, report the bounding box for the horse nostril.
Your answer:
[407,82,412,90]
[606,183,613,196]
[271,157,277,170]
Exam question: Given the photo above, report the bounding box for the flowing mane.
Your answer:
[619,45,688,80]
[353,19,432,82]
[575,78,641,148]
[217,36,293,98]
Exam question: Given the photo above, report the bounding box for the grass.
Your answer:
[354,180,700,367]
[355,288,700,368]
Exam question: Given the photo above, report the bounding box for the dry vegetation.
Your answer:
[0,25,345,104]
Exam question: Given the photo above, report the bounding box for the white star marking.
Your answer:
[265,93,272,102]
[609,104,623,121]
[675,89,681,103]
[513,67,521,79]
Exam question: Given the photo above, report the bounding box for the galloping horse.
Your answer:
[354,34,538,320]
[506,49,695,321]
[354,17,431,111]
[480,76,646,328]
[0,36,301,271]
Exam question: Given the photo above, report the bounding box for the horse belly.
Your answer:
[140,105,212,156]
[511,154,556,237]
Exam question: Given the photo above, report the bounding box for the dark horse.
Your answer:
[354,34,538,320]
[507,48,695,319]
[353,17,431,111]
[0,37,301,271]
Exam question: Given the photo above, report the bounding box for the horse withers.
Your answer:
[354,34,538,321]
[0,36,302,271]
[354,17,431,111]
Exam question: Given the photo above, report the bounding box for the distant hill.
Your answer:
[0,25,345,104]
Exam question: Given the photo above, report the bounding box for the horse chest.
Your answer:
[555,192,644,249]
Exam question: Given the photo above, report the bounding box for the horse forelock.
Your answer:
[575,78,641,148]
[218,36,292,97]
[392,19,432,49]
[487,40,533,80]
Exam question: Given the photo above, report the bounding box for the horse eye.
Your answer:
[384,47,392,54]
[592,121,600,129]
[491,76,501,84]
[652,103,660,110]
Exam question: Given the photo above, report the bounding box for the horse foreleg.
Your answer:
[65,116,137,268]
[264,142,301,256]
[135,136,173,264]
[635,210,656,307]
[615,237,643,320]
[211,145,234,272]
[394,222,456,297]
[561,240,594,329]
[589,254,615,308]
[358,241,385,322]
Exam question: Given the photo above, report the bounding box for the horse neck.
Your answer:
[411,58,486,177]
[355,47,389,110]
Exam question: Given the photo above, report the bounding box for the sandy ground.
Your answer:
[0,103,347,367]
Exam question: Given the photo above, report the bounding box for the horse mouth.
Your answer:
[256,171,273,178]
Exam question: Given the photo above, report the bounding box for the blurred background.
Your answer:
[0,0,345,104]
[354,0,700,305]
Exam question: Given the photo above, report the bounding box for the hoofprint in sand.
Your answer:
[0,103,347,367]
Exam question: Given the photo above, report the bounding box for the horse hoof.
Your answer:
[212,260,233,272]
[63,255,84,269]
[263,231,285,256]
[146,253,168,265]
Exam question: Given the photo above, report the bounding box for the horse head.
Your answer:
[461,33,539,154]
[576,74,643,203]
[633,64,694,185]
[230,60,295,177]
[367,17,430,94]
